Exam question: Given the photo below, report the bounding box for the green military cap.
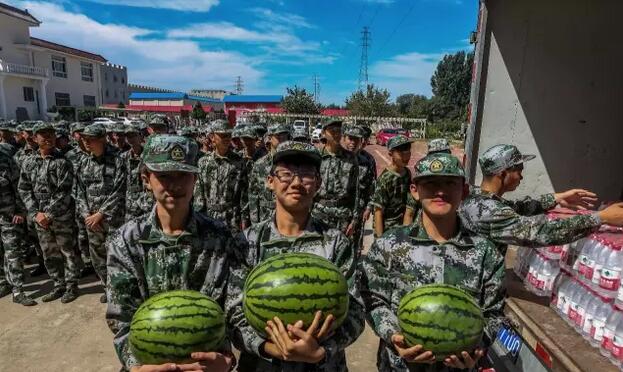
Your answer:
[414,152,465,180]
[111,122,127,133]
[342,125,365,138]
[427,138,451,154]
[231,125,243,139]
[322,119,342,130]
[32,122,55,134]
[0,121,10,131]
[82,123,107,137]
[210,119,232,134]
[125,124,139,135]
[253,124,267,137]
[479,144,536,176]
[239,125,258,139]
[292,127,310,141]
[148,116,168,127]
[70,122,86,134]
[142,135,199,173]
[387,135,415,151]
[56,127,69,138]
[273,141,321,167]
[267,123,290,136]
[20,121,35,131]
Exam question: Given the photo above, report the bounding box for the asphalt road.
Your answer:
[0,140,463,372]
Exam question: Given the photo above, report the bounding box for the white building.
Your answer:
[0,2,124,121]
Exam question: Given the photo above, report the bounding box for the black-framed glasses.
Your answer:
[272,169,317,184]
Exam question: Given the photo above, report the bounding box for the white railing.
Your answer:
[0,60,48,78]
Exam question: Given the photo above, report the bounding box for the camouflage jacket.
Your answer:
[228,216,365,372]
[370,168,412,230]
[17,150,74,221]
[459,186,601,248]
[120,147,153,220]
[406,194,421,213]
[75,145,127,228]
[312,146,360,229]
[360,213,506,372]
[193,150,249,231]
[357,151,376,217]
[0,152,26,216]
[13,144,37,169]
[248,153,274,225]
[106,207,245,370]
[64,146,86,200]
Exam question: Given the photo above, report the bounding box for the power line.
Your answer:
[358,26,371,90]
[374,0,416,60]
[234,76,244,95]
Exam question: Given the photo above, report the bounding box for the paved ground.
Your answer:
[0,140,463,372]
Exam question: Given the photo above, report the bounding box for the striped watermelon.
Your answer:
[243,252,349,336]
[129,290,225,365]
[398,284,484,359]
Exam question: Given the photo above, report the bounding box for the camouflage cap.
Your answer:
[82,123,107,137]
[124,124,139,135]
[0,121,12,132]
[273,141,321,167]
[267,123,290,136]
[427,138,451,154]
[148,116,168,127]
[179,126,197,137]
[292,127,310,140]
[20,120,36,131]
[414,152,465,180]
[387,135,415,151]
[239,125,258,139]
[322,119,343,130]
[70,122,86,134]
[32,122,55,134]
[342,125,365,138]
[112,122,127,133]
[142,135,199,173]
[361,126,372,139]
[253,124,267,137]
[210,119,232,134]
[231,126,243,139]
[479,144,536,176]
[56,127,69,138]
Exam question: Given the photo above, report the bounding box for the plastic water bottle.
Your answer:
[519,249,535,280]
[535,258,560,297]
[513,247,529,278]
[590,296,612,347]
[575,285,593,332]
[551,270,570,313]
[577,239,594,282]
[567,280,583,326]
[525,253,543,293]
[601,243,622,300]
[611,319,623,366]
[591,238,610,292]
[601,306,623,359]
[584,238,601,286]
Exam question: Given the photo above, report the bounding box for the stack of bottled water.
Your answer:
[515,231,623,368]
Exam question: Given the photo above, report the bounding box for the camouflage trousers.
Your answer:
[0,217,26,293]
[34,214,80,289]
[85,221,118,286]
[75,210,91,266]
[25,218,42,263]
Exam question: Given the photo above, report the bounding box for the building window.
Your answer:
[51,55,67,78]
[104,72,108,81]
[23,87,34,102]
[83,95,96,107]
[121,77,125,84]
[113,75,118,83]
[55,92,70,106]
[81,62,93,82]
[105,89,109,98]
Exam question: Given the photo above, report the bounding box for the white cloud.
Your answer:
[168,22,287,43]
[83,0,220,12]
[250,7,314,29]
[9,1,263,90]
[370,52,443,98]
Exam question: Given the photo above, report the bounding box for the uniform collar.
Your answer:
[471,185,505,202]
[409,211,474,248]
[264,213,324,244]
[139,206,198,245]
[320,145,344,158]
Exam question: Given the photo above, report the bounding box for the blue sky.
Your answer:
[9,0,476,104]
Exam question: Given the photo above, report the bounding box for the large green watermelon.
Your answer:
[129,290,225,365]
[243,252,349,337]
[398,284,484,359]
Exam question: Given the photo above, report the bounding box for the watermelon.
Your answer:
[129,290,226,365]
[398,284,484,359]
[243,252,349,337]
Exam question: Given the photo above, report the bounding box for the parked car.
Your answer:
[292,120,308,132]
[375,128,411,146]
[92,117,120,129]
[311,123,323,142]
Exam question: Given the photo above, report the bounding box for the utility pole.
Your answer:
[358,26,370,91]
[234,76,244,95]
[312,74,320,103]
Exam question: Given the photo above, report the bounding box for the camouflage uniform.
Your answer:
[106,135,243,370]
[18,124,80,291]
[228,141,365,372]
[75,124,127,286]
[459,144,601,248]
[247,124,290,225]
[360,154,506,372]
[312,142,360,233]
[0,150,28,294]
[370,168,412,231]
[427,138,451,154]
[120,146,153,222]
[194,121,249,231]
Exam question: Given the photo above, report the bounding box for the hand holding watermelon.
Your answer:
[390,334,436,364]
[442,349,485,369]
[129,352,233,372]
[264,311,332,363]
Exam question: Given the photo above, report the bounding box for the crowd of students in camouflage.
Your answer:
[2,115,623,372]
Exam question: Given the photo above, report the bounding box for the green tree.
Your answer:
[282,86,320,114]
[395,94,430,117]
[323,103,343,110]
[191,102,206,122]
[430,51,474,119]
[345,84,395,117]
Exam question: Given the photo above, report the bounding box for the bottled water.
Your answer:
[534,257,560,297]
[590,296,612,348]
[600,306,622,359]
[575,285,593,332]
[601,242,622,300]
[551,270,570,313]
[590,238,610,292]
[567,280,583,326]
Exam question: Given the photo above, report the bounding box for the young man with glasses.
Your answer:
[370,135,414,238]
[460,144,623,248]
[228,141,364,372]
